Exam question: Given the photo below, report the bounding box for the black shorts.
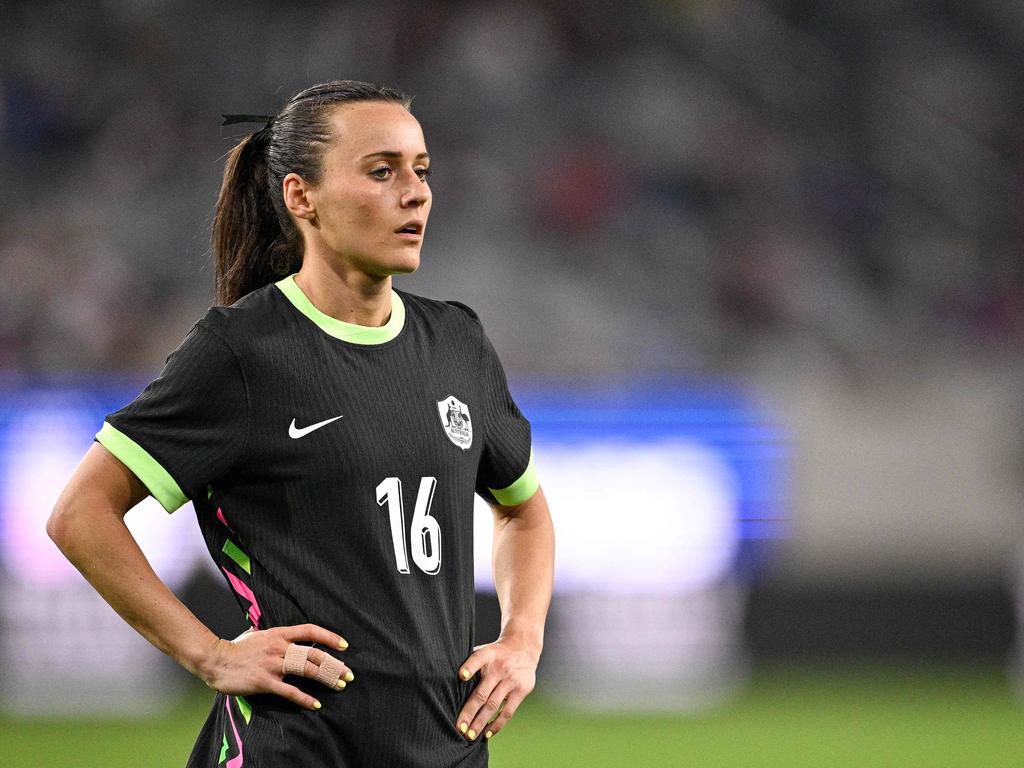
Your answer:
[186,672,488,767]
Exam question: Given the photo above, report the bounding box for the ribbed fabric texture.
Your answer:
[107,324,248,504]
[105,283,533,767]
[475,325,533,503]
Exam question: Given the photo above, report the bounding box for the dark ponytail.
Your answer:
[212,80,412,306]
[212,128,300,306]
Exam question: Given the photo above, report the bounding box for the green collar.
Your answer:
[275,274,405,344]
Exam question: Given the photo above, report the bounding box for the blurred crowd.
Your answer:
[2,0,1022,377]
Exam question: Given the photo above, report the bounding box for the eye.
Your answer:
[370,166,392,180]
[416,167,432,182]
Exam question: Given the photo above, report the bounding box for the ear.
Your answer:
[283,172,317,222]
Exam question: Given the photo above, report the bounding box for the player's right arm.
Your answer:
[46,441,348,711]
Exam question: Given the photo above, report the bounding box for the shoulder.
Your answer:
[395,289,484,332]
[194,282,286,349]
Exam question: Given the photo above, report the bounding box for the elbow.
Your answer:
[46,495,72,549]
[47,489,88,553]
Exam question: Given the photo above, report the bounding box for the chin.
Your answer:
[385,252,421,275]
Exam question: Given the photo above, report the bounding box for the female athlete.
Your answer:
[47,79,555,767]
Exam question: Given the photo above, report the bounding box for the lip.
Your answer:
[395,220,425,239]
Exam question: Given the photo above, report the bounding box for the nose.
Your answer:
[400,171,430,209]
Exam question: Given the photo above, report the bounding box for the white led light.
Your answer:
[475,439,738,594]
[2,406,205,590]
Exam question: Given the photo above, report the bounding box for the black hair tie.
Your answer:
[220,113,274,127]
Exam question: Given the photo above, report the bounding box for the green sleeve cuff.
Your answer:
[489,450,539,506]
[95,422,189,513]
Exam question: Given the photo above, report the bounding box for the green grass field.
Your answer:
[3,664,1022,767]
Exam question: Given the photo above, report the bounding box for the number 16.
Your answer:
[375,476,442,575]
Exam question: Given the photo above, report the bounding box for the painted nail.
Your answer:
[461,669,471,680]
[485,730,493,740]
[467,729,477,740]
[338,638,349,651]
[336,680,346,690]
[459,722,468,734]
[344,671,355,683]
[313,700,322,710]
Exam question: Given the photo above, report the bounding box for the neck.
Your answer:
[293,259,393,328]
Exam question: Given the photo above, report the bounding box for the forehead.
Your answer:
[324,101,426,161]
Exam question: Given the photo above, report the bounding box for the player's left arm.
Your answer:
[456,485,554,741]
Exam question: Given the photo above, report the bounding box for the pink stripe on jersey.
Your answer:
[225,695,244,768]
[221,566,262,629]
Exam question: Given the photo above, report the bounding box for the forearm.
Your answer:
[48,500,219,680]
[491,486,554,653]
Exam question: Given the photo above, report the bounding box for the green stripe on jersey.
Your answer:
[276,274,405,344]
[95,422,188,513]
[236,695,252,724]
[222,539,252,574]
[489,450,539,506]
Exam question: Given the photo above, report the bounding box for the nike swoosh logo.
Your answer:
[288,415,344,439]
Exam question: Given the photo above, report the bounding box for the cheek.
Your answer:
[353,202,389,246]
[321,183,378,228]
[348,194,387,229]
[363,200,385,218]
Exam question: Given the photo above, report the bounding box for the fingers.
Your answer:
[282,644,354,691]
[204,625,354,712]
[456,667,501,738]
[455,643,537,741]
[305,648,353,690]
[467,680,514,741]
[268,678,323,712]
[313,653,348,688]
[282,643,311,676]
[482,690,525,739]
[281,622,348,651]
[458,646,488,682]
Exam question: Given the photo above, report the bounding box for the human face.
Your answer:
[307,101,432,278]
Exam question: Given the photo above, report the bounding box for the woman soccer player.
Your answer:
[47,80,555,767]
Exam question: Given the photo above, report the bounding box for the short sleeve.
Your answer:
[95,321,248,513]
[474,327,539,506]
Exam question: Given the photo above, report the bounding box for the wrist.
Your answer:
[498,621,544,657]
[187,634,226,686]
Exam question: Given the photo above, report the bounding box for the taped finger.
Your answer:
[314,654,347,688]
[283,643,311,676]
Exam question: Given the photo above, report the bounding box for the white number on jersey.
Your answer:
[375,476,442,575]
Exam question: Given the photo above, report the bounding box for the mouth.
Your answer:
[395,220,424,240]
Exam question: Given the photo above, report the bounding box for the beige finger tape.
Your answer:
[283,643,311,676]
[315,654,345,687]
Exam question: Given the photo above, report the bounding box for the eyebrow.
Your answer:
[362,150,430,161]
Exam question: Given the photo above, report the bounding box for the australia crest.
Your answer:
[437,395,472,450]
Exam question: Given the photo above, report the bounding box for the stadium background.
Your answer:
[3,1,1024,765]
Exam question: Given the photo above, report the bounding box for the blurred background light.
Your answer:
[3,0,1024,763]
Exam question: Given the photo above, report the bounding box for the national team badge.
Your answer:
[436,395,472,450]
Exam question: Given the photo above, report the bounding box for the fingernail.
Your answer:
[459,722,468,734]
[338,638,349,651]
[467,729,477,740]
[313,700,322,710]
[485,730,493,740]
[336,680,346,690]
[344,671,355,683]
[461,669,471,680]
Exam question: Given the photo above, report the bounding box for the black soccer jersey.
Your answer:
[95,275,538,767]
